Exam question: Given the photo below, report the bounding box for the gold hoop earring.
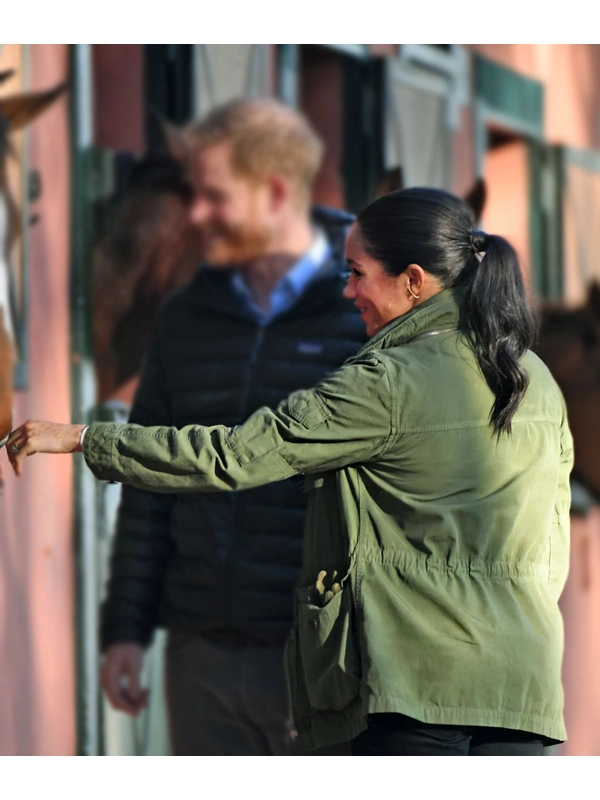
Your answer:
[407,284,420,300]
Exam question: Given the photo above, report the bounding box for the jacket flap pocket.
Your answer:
[296,581,361,712]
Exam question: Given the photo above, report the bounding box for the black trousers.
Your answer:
[165,632,351,755]
[352,714,546,756]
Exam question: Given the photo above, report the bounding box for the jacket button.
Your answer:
[300,715,311,730]
[308,617,318,632]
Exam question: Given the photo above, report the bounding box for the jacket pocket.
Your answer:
[296,581,361,712]
[287,389,331,429]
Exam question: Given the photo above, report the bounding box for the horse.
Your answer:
[535,282,600,514]
[0,69,66,482]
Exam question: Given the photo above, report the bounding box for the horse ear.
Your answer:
[375,167,404,198]
[587,281,600,318]
[463,177,487,223]
[0,82,67,132]
[149,107,189,164]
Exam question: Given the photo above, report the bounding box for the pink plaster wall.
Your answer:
[0,44,75,755]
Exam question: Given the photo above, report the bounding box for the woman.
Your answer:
[7,188,573,756]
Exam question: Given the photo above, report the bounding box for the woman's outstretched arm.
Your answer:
[6,354,394,492]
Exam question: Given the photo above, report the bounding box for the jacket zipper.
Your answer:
[225,324,267,633]
[239,326,266,418]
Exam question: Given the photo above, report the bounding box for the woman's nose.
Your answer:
[343,277,355,300]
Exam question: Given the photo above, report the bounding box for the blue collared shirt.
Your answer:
[231,228,332,325]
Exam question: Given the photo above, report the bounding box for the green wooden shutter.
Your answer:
[475,54,543,136]
[529,142,563,301]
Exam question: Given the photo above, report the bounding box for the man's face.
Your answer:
[188,142,274,266]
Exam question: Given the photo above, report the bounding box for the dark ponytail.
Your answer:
[462,232,536,435]
[356,187,536,435]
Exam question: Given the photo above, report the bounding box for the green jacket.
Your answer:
[84,288,573,749]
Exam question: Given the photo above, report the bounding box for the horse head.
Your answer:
[536,281,600,507]
[0,78,67,476]
[93,123,203,403]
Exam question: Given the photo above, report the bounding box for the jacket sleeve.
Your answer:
[100,322,175,649]
[85,354,394,494]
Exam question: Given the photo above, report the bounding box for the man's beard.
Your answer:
[199,221,272,266]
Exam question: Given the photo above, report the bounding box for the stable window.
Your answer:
[384,45,468,191]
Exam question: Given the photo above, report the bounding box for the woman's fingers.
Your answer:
[6,433,27,476]
[6,421,86,476]
[6,432,35,476]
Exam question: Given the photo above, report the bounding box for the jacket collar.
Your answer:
[358,287,466,355]
[189,249,350,323]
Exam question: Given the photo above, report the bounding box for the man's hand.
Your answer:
[100,643,149,716]
[6,421,86,476]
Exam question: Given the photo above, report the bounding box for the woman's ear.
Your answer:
[405,263,426,293]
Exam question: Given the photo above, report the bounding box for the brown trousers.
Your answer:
[165,632,350,756]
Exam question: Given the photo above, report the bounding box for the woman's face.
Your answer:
[344,223,418,337]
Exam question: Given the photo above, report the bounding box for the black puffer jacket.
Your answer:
[100,207,367,649]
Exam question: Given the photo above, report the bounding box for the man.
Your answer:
[98,98,367,755]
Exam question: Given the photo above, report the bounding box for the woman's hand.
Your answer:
[6,421,87,476]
